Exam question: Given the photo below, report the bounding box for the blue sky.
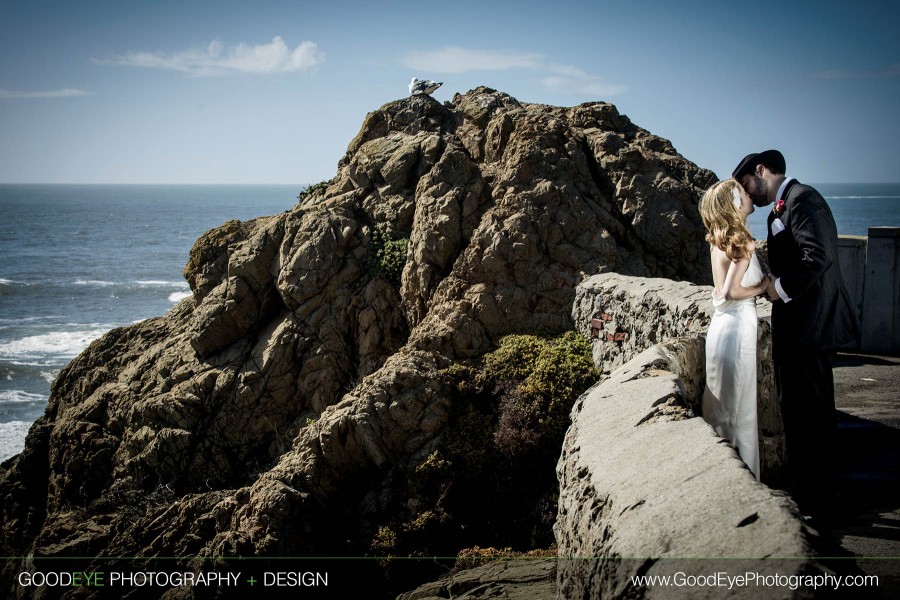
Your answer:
[1,0,897,184]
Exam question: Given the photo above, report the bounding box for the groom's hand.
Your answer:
[765,277,780,301]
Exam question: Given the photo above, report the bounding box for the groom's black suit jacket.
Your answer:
[766,180,859,357]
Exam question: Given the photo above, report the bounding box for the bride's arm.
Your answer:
[721,256,769,300]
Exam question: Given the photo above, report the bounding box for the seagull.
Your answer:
[409,77,442,96]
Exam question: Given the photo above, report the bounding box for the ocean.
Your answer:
[0,184,299,462]
[1,183,898,462]
[746,182,900,241]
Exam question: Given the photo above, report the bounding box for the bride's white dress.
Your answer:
[702,254,762,480]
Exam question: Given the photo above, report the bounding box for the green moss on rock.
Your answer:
[379,330,599,562]
[367,224,409,285]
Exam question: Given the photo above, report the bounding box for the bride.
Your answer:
[699,179,772,480]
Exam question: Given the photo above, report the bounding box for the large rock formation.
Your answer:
[0,88,715,594]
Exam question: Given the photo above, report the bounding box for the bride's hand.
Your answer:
[756,274,773,296]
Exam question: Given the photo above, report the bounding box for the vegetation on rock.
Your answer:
[296,179,330,201]
[370,331,599,564]
[454,545,558,571]
[367,223,409,286]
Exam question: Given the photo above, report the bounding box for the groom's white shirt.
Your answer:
[773,177,796,303]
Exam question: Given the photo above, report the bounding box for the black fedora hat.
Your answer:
[732,149,786,179]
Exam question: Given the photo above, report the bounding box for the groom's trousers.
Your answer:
[774,349,837,519]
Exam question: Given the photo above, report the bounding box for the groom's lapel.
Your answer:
[766,198,777,235]
[767,180,796,241]
[781,179,800,204]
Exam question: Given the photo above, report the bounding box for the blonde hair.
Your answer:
[699,179,753,261]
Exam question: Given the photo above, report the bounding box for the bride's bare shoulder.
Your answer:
[709,244,728,263]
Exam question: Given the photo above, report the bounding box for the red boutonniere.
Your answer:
[773,199,785,217]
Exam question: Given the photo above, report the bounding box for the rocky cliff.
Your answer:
[0,88,715,594]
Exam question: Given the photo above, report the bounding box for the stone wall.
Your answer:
[839,235,867,325]
[860,228,900,355]
[554,341,829,599]
[553,273,832,598]
[835,230,900,355]
[571,273,784,482]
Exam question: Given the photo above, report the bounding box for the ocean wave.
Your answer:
[0,390,46,404]
[0,328,109,361]
[4,278,190,292]
[134,280,189,287]
[4,359,60,369]
[67,279,190,291]
[0,279,32,293]
[1,362,59,383]
[168,291,192,302]
[0,316,63,324]
[827,195,900,200]
[0,420,31,462]
[73,279,116,287]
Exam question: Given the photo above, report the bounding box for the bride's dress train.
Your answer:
[702,254,763,480]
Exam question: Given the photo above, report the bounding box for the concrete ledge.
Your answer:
[862,227,900,354]
[838,235,867,327]
[554,343,831,599]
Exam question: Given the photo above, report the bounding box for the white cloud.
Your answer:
[541,63,626,96]
[95,36,324,76]
[0,88,92,99]
[400,47,625,98]
[547,63,592,78]
[401,46,544,74]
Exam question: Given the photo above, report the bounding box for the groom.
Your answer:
[733,150,859,523]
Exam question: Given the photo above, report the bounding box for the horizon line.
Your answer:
[0,181,309,186]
